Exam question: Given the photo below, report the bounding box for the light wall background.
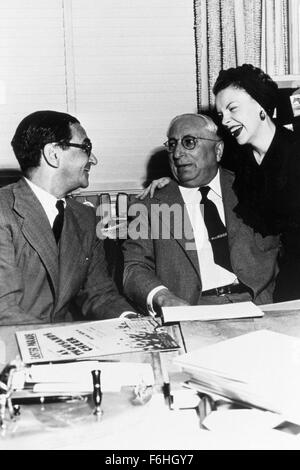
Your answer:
[0,0,197,191]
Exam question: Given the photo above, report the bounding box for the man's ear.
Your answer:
[43,143,59,168]
[215,140,224,163]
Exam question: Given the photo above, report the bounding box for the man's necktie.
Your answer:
[52,200,65,243]
[199,186,233,272]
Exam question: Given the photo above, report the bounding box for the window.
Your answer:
[0,0,196,192]
[0,0,67,168]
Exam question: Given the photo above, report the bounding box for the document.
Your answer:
[16,317,180,364]
[174,330,300,425]
[162,301,263,323]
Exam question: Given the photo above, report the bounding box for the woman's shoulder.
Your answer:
[276,124,300,144]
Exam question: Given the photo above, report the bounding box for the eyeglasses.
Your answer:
[63,141,93,157]
[163,135,221,152]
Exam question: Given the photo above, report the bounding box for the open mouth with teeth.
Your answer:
[230,126,243,138]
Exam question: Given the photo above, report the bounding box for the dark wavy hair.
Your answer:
[213,63,278,117]
[11,110,79,175]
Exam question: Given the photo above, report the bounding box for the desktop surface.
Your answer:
[1,309,300,449]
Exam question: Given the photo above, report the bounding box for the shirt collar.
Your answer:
[206,169,222,198]
[179,169,221,201]
[24,178,66,209]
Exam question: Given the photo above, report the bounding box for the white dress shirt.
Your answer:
[146,170,237,314]
[24,178,65,227]
[180,170,236,291]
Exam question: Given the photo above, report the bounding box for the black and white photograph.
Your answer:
[1,0,300,453]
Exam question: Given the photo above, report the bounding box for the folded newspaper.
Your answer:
[16,317,180,364]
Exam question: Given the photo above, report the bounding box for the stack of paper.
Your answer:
[162,301,263,323]
[174,330,300,425]
[11,360,155,397]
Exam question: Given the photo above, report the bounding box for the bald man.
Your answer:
[122,113,280,315]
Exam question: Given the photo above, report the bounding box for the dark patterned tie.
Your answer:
[199,186,233,272]
[52,200,65,243]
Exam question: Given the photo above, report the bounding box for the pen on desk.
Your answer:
[160,353,172,408]
[91,369,103,418]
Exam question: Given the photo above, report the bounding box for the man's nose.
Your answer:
[89,153,98,165]
[173,141,185,159]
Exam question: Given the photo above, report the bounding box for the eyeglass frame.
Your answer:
[163,135,221,152]
[59,140,93,157]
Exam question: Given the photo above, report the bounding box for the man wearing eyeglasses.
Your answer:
[0,110,134,325]
[123,113,280,314]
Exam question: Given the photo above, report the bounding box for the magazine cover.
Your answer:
[16,317,180,364]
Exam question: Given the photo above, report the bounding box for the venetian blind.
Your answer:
[0,0,67,169]
[69,0,197,191]
[0,0,197,192]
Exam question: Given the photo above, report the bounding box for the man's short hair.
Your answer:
[167,113,220,138]
[11,110,79,175]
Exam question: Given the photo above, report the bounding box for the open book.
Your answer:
[175,330,300,425]
[161,301,263,323]
[16,317,180,364]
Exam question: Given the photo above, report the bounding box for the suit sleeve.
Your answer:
[74,230,135,320]
[0,224,40,325]
[122,198,167,313]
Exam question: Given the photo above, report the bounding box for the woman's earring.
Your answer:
[260,110,266,121]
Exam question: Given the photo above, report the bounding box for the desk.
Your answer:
[179,308,300,351]
[0,322,203,450]
[1,311,300,450]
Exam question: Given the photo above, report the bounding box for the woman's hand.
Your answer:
[136,177,171,200]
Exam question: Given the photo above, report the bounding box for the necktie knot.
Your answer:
[199,186,210,201]
[53,200,65,243]
[56,199,64,213]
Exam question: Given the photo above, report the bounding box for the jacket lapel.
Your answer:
[220,168,239,243]
[153,180,201,279]
[13,178,59,298]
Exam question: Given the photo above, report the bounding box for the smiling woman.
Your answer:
[213,63,300,303]
[214,64,278,160]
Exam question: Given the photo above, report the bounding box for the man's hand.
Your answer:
[136,177,171,200]
[153,288,189,308]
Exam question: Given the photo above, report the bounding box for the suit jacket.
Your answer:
[0,178,132,325]
[122,169,280,312]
